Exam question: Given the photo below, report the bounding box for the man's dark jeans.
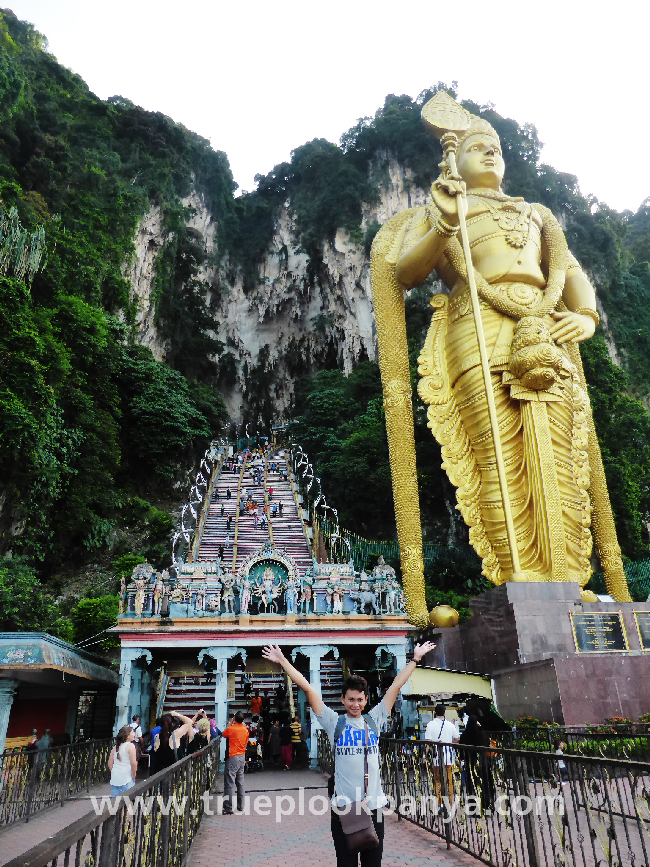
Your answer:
[330,808,385,867]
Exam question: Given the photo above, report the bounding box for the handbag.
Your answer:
[335,720,380,854]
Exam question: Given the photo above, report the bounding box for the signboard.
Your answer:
[227,673,236,700]
[569,612,629,653]
[633,611,650,651]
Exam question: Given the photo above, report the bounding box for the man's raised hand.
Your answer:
[413,641,436,662]
[262,643,285,665]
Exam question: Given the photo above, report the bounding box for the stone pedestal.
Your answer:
[458,583,650,724]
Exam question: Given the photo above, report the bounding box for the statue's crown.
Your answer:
[422,91,499,149]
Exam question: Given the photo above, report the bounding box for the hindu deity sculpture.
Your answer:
[285,576,297,614]
[152,574,165,616]
[119,576,127,615]
[299,576,313,614]
[255,567,282,613]
[133,576,146,617]
[239,576,253,614]
[221,572,236,614]
[371,91,631,627]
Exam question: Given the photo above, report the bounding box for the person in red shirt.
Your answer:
[222,712,249,814]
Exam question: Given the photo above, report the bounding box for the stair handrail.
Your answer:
[189,452,224,562]
[264,451,274,548]
[286,453,316,556]
[231,453,248,571]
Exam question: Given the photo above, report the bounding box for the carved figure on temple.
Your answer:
[330,581,343,615]
[207,581,222,614]
[119,577,127,615]
[221,573,236,614]
[349,587,380,616]
[254,567,282,613]
[385,578,402,614]
[285,576,297,614]
[299,577,313,614]
[133,577,146,617]
[239,576,253,614]
[370,91,632,626]
[152,574,164,615]
[359,571,370,591]
[194,582,206,612]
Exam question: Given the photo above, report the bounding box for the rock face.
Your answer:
[124,156,620,424]
[125,159,430,421]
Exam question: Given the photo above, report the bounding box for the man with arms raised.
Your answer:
[263,641,435,866]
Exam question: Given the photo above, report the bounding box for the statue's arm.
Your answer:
[536,204,598,345]
[394,178,463,289]
[551,257,598,344]
[395,221,451,288]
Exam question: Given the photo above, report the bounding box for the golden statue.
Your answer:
[370,92,632,628]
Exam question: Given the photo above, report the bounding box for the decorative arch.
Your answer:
[236,542,300,583]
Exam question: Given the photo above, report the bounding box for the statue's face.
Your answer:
[456,134,505,189]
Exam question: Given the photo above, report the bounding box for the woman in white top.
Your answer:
[108,725,138,796]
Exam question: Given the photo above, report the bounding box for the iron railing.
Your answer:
[318,732,650,867]
[3,738,220,867]
[0,738,112,828]
[490,728,650,762]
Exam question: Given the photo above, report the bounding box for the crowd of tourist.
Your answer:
[107,685,309,800]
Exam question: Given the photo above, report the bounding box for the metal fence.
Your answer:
[4,738,221,867]
[490,728,650,762]
[0,738,112,828]
[318,732,650,867]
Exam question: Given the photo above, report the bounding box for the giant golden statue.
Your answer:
[370,93,632,628]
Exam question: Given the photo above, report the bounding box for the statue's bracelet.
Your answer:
[574,306,600,326]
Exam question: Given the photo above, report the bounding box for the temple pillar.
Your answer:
[140,669,152,730]
[114,647,152,733]
[198,646,246,761]
[0,679,19,753]
[292,645,339,767]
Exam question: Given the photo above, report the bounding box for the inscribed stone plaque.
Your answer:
[634,611,650,651]
[569,612,629,653]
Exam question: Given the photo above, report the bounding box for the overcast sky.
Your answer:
[6,1,650,213]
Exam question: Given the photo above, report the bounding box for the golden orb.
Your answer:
[429,605,460,628]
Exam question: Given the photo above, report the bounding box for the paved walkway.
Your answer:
[0,783,107,866]
[190,768,482,867]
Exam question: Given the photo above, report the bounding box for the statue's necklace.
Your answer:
[467,188,532,249]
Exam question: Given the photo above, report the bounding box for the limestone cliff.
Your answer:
[126,158,432,422]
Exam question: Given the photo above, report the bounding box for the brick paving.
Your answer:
[189,768,482,867]
[0,784,107,866]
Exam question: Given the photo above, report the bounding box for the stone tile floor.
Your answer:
[190,767,481,867]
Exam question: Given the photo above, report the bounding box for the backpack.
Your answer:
[328,713,379,797]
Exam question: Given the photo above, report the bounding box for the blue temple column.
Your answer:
[0,679,19,753]
[114,647,152,733]
[140,669,152,728]
[198,646,247,761]
[292,645,339,767]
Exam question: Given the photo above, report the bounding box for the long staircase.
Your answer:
[195,450,312,575]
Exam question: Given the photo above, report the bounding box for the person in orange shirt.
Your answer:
[222,712,249,814]
[250,690,263,716]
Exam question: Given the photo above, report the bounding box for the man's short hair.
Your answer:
[434,704,446,717]
[342,675,368,696]
[234,711,245,723]
[132,715,140,722]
